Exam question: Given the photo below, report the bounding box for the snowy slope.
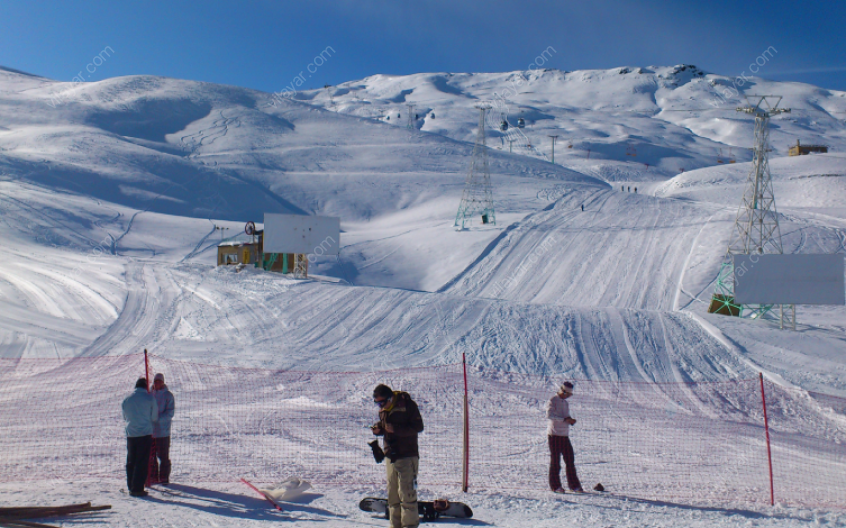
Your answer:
[0,66,606,291]
[296,66,846,180]
[0,64,845,527]
[657,152,846,215]
[1,64,843,385]
[443,187,725,310]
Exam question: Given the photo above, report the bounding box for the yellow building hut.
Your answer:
[217,241,260,266]
[788,140,828,156]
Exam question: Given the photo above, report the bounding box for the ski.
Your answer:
[240,478,284,512]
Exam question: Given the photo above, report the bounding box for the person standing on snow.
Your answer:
[150,373,175,485]
[546,381,583,494]
[122,378,158,497]
[371,384,425,528]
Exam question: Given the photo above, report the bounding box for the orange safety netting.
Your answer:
[1,354,843,508]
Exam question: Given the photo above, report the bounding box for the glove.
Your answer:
[368,440,385,464]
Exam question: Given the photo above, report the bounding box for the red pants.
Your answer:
[549,435,581,491]
[149,437,171,484]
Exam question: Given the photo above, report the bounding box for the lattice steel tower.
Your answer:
[406,104,416,130]
[455,104,496,229]
[710,95,794,327]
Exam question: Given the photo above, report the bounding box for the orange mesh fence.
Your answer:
[466,372,846,508]
[762,383,846,508]
[0,355,464,490]
[0,354,843,508]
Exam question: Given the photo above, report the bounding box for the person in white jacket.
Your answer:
[150,373,175,485]
[122,378,158,497]
[545,382,583,493]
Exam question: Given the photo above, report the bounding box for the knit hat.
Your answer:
[135,378,147,389]
[373,384,393,399]
[560,382,574,395]
[154,373,165,382]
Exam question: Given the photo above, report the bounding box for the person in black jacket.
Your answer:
[371,384,424,528]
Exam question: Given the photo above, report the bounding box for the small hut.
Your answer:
[217,241,260,266]
[788,140,828,156]
[216,227,308,275]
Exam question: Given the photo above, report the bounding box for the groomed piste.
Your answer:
[0,64,845,527]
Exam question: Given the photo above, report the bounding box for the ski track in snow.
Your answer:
[0,66,845,526]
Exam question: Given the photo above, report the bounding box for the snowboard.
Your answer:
[359,497,473,521]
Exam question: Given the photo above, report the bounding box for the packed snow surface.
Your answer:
[0,64,844,527]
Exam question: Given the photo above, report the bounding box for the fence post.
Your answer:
[462,353,469,492]
[759,373,774,506]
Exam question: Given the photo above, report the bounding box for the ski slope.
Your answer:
[444,187,724,310]
[297,66,846,179]
[0,64,845,527]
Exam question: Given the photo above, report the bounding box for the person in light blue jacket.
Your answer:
[122,378,158,497]
[150,373,175,484]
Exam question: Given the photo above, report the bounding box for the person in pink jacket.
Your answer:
[545,382,583,493]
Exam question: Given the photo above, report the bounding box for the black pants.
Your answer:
[126,435,153,493]
[150,437,171,483]
[549,435,582,491]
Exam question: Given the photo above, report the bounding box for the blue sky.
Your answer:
[2,0,845,92]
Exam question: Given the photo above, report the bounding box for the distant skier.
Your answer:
[634,187,637,193]
[371,384,425,528]
[580,204,584,212]
[546,382,583,494]
[122,378,158,497]
[150,373,175,485]
[627,186,631,192]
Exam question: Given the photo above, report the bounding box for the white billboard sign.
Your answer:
[733,254,845,305]
[263,214,341,256]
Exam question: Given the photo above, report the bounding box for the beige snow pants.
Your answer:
[386,456,419,528]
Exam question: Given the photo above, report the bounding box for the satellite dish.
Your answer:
[245,221,256,236]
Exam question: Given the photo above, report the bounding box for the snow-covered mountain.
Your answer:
[1,63,846,527]
[298,65,846,180]
[1,63,844,381]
